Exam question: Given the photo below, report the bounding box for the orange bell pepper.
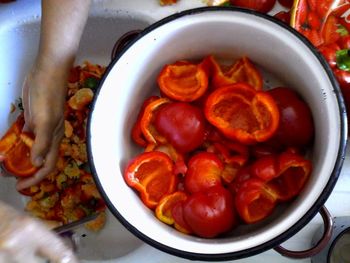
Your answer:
[157,59,210,102]
[124,151,177,209]
[205,55,263,90]
[204,83,280,145]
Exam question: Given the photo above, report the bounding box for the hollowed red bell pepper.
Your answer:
[205,55,263,90]
[251,151,312,201]
[124,151,177,209]
[266,151,312,201]
[157,59,210,102]
[235,178,278,224]
[204,83,280,145]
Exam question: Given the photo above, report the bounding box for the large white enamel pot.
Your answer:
[87,7,348,261]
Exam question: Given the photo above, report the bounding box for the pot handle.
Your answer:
[274,205,333,259]
[111,29,143,61]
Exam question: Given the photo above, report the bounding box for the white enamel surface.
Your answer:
[90,10,343,255]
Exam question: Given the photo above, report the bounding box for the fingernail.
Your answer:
[33,156,44,167]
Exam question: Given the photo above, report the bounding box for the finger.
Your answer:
[16,131,62,191]
[31,124,54,167]
[31,116,63,167]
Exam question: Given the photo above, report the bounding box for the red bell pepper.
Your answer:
[266,151,312,201]
[131,95,159,147]
[184,152,223,194]
[205,55,263,90]
[204,83,280,144]
[157,59,210,102]
[183,185,237,238]
[155,191,188,225]
[251,151,312,201]
[171,200,193,234]
[235,178,278,224]
[151,143,188,175]
[140,97,170,146]
[154,102,206,153]
[124,151,177,209]
[206,142,249,184]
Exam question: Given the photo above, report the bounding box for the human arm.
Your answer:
[18,0,91,191]
[0,200,78,263]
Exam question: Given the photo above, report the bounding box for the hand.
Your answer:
[17,66,68,191]
[0,200,79,263]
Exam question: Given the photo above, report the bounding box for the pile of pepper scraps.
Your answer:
[124,54,314,238]
[0,62,107,231]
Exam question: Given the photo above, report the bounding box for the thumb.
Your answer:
[30,123,54,167]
